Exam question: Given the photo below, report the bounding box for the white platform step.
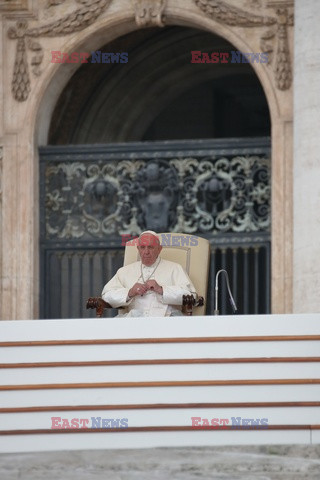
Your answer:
[0,314,319,453]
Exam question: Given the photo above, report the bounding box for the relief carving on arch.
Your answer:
[7,0,292,102]
[7,0,113,102]
[132,0,167,28]
[193,0,294,90]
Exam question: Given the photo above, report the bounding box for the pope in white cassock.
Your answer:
[102,231,197,316]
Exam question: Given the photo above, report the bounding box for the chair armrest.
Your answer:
[182,295,204,316]
[86,297,111,317]
[87,295,204,317]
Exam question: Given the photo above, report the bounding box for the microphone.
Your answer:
[213,269,237,315]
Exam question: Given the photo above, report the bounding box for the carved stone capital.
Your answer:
[132,0,166,28]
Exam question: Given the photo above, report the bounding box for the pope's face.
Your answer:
[137,234,162,266]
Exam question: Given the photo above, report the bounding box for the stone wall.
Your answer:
[293,0,320,313]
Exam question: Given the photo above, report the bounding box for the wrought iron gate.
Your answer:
[39,138,271,318]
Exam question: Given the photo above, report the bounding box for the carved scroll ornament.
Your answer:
[193,0,294,90]
[8,0,113,102]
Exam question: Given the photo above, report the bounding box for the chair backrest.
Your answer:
[123,233,210,315]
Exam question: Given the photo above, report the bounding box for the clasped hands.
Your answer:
[128,280,163,298]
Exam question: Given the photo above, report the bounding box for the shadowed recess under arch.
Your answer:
[48,26,270,144]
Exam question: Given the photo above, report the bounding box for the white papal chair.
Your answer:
[87,232,210,316]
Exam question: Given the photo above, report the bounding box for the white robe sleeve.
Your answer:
[101,268,133,308]
[161,263,197,306]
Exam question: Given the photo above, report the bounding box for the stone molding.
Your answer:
[193,0,294,90]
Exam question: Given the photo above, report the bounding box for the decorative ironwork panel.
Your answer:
[41,139,270,242]
[39,138,271,318]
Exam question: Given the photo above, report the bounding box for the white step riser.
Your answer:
[1,384,320,408]
[1,314,319,341]
[0,363,319,385]
[0,314,319,452]
[1,341,319,362]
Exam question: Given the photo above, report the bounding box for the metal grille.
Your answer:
[207,237,270,315]
[41,248,124,319]
[39,138,271,318]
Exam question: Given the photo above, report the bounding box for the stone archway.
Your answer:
[0,0,293,319]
